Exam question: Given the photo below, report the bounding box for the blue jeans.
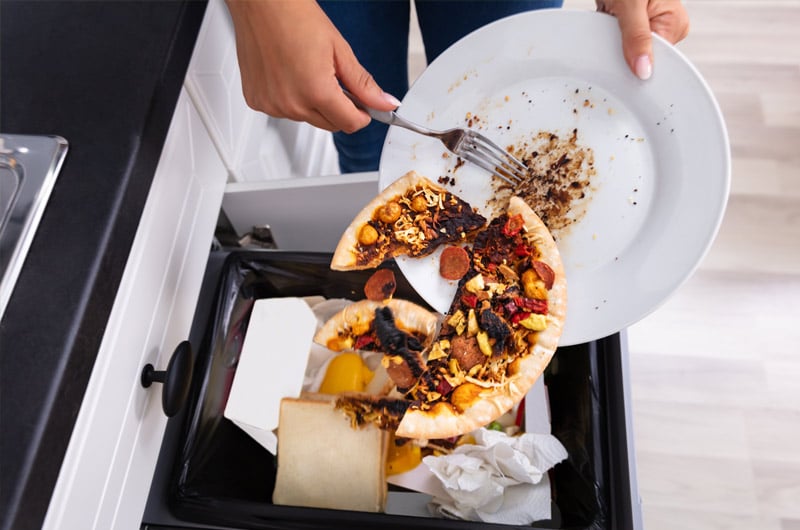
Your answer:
[319,0,564,173]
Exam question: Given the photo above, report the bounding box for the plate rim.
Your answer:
[379,9,731,346]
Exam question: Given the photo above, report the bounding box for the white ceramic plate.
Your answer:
[379,9,730,346]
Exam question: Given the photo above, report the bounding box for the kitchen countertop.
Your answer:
[0,2,206,529]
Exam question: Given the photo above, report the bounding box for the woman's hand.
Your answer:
[225,0,400,132]
[597,0,690,79]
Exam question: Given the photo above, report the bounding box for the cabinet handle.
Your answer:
[141,341,193,417]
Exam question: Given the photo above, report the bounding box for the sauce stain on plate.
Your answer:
[492,128,597,241]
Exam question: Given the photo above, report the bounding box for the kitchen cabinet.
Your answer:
[182,0,338,184]
[38,1,358,528]
[43,88,226,530]
[0,2,206,529]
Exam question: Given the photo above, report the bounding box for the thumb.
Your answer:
[334,44,401,111]
[615,4,654,80]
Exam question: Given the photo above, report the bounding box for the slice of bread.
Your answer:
[272,394,389,512]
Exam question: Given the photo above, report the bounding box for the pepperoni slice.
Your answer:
[439,246,471,281]
[532,260,555,290]
[364,268,397,301]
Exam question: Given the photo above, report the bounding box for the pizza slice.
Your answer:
[331,171,487,270]
[314,299,441,392]
[335,196,567,440]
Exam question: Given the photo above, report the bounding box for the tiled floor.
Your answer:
[408,1,800,528]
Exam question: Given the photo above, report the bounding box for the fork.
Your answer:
[343,90,528,186]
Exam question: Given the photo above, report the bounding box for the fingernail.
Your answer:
[382,92,402,108]
[635,54,652,80]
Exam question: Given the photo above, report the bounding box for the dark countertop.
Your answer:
[0,2,206,529]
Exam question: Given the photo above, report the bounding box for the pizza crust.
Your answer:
[396,390,514,440]
[508,195,568,356]
[395,196,567,439]
[331,171,433,271]
[314,298,440,349]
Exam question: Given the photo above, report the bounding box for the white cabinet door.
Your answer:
[43,89,227,530]
[184,0,338,183]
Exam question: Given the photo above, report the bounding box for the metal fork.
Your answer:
[343,90,528,186]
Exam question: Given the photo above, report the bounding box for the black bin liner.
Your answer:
[151,250,634,530]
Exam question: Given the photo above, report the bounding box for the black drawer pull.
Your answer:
[141,341,193,417]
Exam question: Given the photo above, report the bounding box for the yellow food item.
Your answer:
[386,438,422,475]
[447,309,466,335]
[519,313,548,331]
[326,335,353,352]
[464,273,485,294]
[522,269,548,300]
[456,434,476,446]
[319,353,374,394]
[409,194,428,213]
[476,331,492,356]
[467,308,479,336]
[451,382,482,413]
[377,201,402,224]
[358,224,379,246]
[427,339,449,361]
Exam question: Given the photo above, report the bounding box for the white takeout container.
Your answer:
[223,297,317,454]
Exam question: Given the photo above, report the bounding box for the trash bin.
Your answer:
[142,249,640,530]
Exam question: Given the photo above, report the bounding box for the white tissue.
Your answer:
[423,428,568,525]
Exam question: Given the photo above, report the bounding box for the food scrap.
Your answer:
[331,173,486,271]
[319,352,374,395]
[439,246,471,280]
[334,195,566,441]
[364,268,397,301]
[386,435,422,475]
[491,129,596,236]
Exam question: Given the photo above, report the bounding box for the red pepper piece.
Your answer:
[436,378,453,397]
[461,293,478,308]
[354,335,375,350]
[511,311,531,324]
[513,296,548,314]
[502,214,525,237]
[513,243,530,257]
[515,397,526,427]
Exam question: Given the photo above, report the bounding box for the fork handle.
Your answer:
[342,89,432,136]
[342,89,396,124]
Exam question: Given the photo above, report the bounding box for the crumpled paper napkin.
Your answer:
[423,428,568,525]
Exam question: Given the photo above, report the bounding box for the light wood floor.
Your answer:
[622,2,800,529]
[411,1,800,528]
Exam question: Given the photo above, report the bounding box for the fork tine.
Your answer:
[465,134,528,182]
[467,131,527,169]
[460,151,519,186]
[468,142,526,183]
[341,92,532,184]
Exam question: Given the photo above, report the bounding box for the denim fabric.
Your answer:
[319,0,564,173]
